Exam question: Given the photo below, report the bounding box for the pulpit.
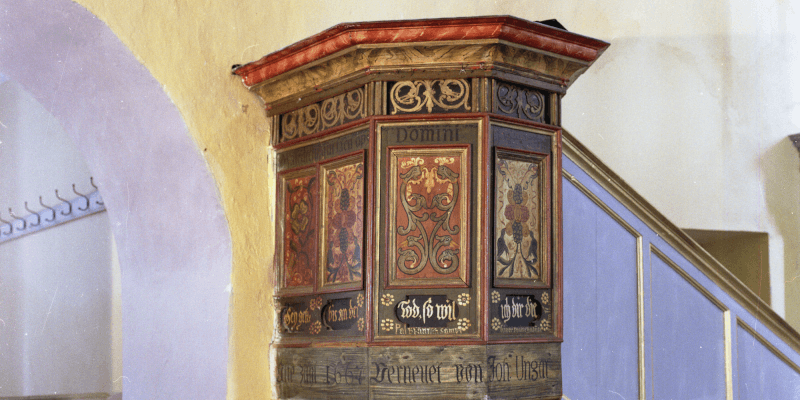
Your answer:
[234,16,608,399]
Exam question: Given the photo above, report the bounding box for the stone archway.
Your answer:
[0,1,231,398]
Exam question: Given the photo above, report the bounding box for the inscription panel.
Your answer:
[274,344,561,399]
[276,128,369,172]
[275,346,368,399]
[489,291,553,336]
[394,295,459,328]
[276,292,366,341]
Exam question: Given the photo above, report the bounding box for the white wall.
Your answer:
[466,0,800,321]
[554,0,800,318]
[0,2,233,398]
[0,79,120,396]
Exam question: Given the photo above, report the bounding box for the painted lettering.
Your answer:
[486,356,511,382]
[396,127,459,143]
[276,364,296,383]
[454,363,483,383]
[397,299,421,321]
[325,362,364,386]
[515,356,549,381]
[371,362,441,385]
[282,306,312,331]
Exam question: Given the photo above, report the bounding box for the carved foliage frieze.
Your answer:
[492,81,547,123]
[280,87,368,144]
[389,79,471,115]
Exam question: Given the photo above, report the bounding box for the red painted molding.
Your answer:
[233,16,609,87]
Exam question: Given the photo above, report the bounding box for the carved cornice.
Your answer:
[234,16,609,86]
[234,17,609,110]
[247,41,590,110]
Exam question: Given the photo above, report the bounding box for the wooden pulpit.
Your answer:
[234,16,608,399]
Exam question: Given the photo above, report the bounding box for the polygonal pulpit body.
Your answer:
[234,16,608,399]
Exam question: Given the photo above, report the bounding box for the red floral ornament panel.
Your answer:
[320,154,365,291]
[280,169,318,293]
[388,147,469,287]
[494,150,549,287]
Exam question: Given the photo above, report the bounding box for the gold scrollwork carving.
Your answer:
[281,87,367,142]
[495,82,545,122]
[390,79,471,114]
[396,160,461,276]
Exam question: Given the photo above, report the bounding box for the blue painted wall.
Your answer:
[562,155,800,399]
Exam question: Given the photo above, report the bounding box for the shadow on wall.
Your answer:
[762,137,800,326]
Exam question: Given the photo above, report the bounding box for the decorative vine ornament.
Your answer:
[282,87,367,141]
[390,79,471,114]
[496,82,545,122]
[396,160,461,276]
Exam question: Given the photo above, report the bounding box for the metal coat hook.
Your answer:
[90,177,104,205]
[0,212,12,235]
[8,208,26,231]
[73,184,90,211]
[55,189,72,215]
[40,196,56,222]
[24,202,41,227]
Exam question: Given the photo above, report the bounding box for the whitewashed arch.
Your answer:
[0,1,231,398]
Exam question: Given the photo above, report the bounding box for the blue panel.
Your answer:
[594,210,639,398]
[737,326,800,399]
[651,254,727,399]
[562,178,598,398]
[562,177,639,399]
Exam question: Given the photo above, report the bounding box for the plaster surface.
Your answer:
[1,1,232,398]
[2,0,798,399]
[0,79,118,396]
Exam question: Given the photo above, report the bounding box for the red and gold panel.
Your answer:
[319,153,366,292]
[278,167,318,295]
[494,148,550,288]
[388,146,469,287]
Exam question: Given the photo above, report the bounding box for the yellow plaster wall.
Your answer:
[67,0,800,398]
[65,3,540,398]
[69,1,282,397]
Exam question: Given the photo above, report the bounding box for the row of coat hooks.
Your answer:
[0,177,106,240]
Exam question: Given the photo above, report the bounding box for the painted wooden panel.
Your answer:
[388,147,469,286]
[736,323,800,399]
[561,177,639,400]
[650,250,727,399]
[320,154,365,292]
[375,121,482,341]
[494,148,550,288]
[278,168,318,294]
